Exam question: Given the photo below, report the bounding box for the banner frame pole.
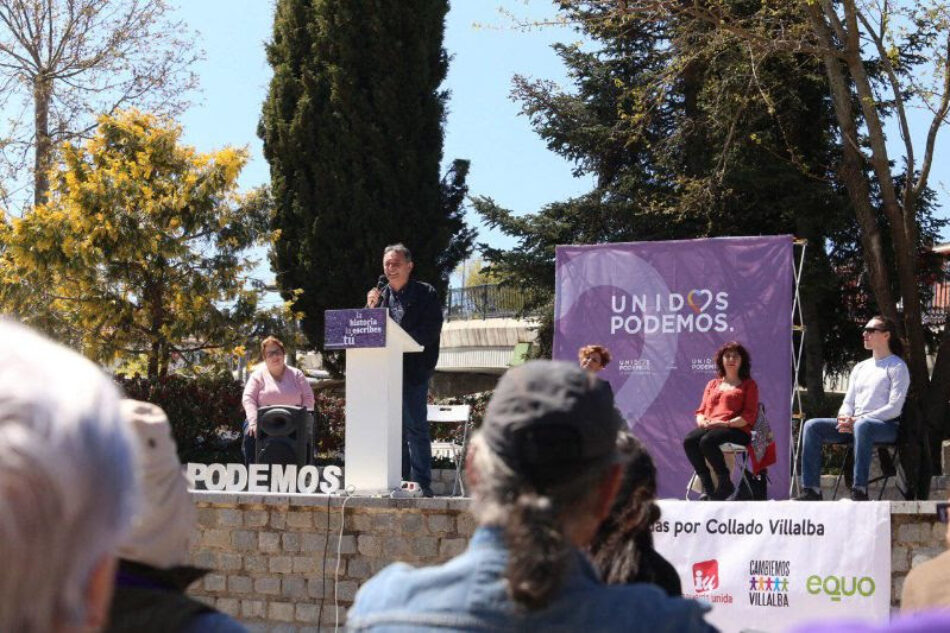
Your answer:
[789,238,808,496]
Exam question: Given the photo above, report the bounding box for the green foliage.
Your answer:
[116,375,350,465]
[259,0,475,372]
[237,299,309,370]
[562,0,950,499]
[115,369,493,469]
[480,1,946,380]
[113,370,491,467]
[117,374,245,464]
[0,0,201,208]
[311,389,491,462]
[0,109,272,377]
[477,1,852,361]
[312,391,346,459]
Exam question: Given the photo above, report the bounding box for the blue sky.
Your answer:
[174,0,949,297]
[175,0,592,286]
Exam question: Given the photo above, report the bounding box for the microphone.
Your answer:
[373,275,387,307]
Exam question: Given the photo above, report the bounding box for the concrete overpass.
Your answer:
[431,284,540,397]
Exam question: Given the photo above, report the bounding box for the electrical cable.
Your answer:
[316,490,331,628]
[334,488,355,632]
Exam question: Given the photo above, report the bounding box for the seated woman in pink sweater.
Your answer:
[241,336,315,465]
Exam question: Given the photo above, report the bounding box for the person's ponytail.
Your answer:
[467,433,617,612]
[873,315,904,357]
[505,490,570,610]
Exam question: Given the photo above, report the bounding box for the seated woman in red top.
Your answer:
[683,341,759,500]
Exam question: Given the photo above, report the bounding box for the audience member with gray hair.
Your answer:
[0,320,138,633]
[106,400,246,633]
[348,361,715,632]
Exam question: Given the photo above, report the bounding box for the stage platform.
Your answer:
[186,483,947,632]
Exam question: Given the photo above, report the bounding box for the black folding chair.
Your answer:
[831,442,900,500]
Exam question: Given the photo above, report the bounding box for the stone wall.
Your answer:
[890,501,947,606]
[189,491,949,632]
[188,491,475,632]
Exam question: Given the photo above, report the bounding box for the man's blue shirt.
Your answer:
[348,526,716,632]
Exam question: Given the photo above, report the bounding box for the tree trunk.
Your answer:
[146,278,166,379]
[798,242,827,417]
[839,4,929,389]
[926,326,950,473]
[33,74,52,207]
[806,5,933,497]
[148,338,160,378]
[801,295,825,415]
[803,8,897,322]
[159,342,170,378]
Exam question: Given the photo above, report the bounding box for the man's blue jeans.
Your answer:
[402,377,432,490]
[801,417,898,489]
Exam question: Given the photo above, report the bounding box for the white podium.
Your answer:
[325,308,422,494]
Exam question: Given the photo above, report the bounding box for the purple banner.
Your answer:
[554,236,793,499]
[324,308,387,349]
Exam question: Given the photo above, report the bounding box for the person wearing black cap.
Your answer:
[347,361,716,632]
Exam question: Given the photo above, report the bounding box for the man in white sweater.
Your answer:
[796,315,910,501]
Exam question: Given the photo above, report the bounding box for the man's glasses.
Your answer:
[863,327,885,334]
[937,502,949,523]
[265,349,284,358]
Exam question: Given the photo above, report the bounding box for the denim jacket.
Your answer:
[347,527,716,633]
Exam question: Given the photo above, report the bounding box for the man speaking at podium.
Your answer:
[366,243,443,497]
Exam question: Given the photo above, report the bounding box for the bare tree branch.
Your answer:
[916,31,950,200]
[0,0,202,209]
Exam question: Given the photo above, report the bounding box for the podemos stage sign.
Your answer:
[653,501,891,633]
[187,463,342,494]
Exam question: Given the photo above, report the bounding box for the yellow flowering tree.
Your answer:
[0,109,271,377]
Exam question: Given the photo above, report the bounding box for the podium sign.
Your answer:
[325,308,387,349]
[325,308,422,494]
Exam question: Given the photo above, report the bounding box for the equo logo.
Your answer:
[806,575,876,602]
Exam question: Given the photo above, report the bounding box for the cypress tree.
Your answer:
[259,0,473,368]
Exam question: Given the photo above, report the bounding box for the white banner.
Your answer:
[653,500,891,633]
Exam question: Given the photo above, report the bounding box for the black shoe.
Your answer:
[421,487,435,498]
[850,488,869,501]
[712,478,735,501]
[795,488,823,501]
[697,473,716,499]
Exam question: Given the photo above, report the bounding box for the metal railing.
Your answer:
[924,282,950,326]
[443,284,543,321]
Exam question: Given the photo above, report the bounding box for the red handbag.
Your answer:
[749,440,776,474]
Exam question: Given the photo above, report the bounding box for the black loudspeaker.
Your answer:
[255,406,312,468]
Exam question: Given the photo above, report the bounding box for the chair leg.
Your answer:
[451,455,462,497]
[686,472,699,500]
[876,476,890,500]
[869,446,899,500]
[454,420,472,497]
[831,445,851,500]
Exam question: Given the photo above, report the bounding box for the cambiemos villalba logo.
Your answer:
[685,560,733,605]
[749,559,790,608]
